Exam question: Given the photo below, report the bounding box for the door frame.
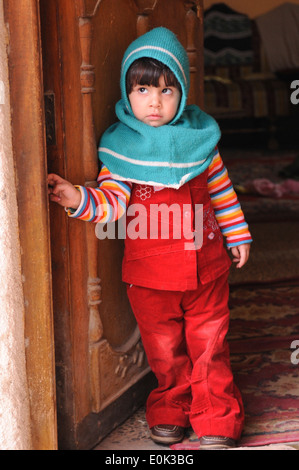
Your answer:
[3,0,57,450]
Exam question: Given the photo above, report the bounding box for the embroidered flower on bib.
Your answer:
[204,207,222,242]
[203,207,219,232]
[135,185,153,201]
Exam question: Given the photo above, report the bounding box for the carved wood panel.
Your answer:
[77,0,150,418]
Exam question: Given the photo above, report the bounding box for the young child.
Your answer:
[48,27,252,450]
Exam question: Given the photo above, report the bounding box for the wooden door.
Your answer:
[3,0,58,450]
[41,0,204,450]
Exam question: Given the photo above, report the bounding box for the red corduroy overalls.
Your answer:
[122,170,244,440]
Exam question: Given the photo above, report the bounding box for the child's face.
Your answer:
[128,75,181,127]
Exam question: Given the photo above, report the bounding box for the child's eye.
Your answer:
[162,88,172,95]
[138,87,148,94]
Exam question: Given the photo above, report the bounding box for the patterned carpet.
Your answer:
[171,281,299,449]
[229,281,299,446]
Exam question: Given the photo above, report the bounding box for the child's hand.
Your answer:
[48,174,81,210]
[230,243,251,269]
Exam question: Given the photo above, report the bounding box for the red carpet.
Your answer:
[171,281,299,449]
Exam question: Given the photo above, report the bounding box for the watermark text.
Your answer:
[291,340,299,365]
[95,203,204,251]
[290,80,299,105]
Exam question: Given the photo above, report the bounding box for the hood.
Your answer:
[120,27,190,124]
[98,27,220,189]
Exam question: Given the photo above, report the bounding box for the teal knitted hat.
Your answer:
[120,27,190,124]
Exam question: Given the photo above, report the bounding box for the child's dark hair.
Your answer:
[126,58,182,95]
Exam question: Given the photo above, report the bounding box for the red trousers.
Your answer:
[126,271,244,440]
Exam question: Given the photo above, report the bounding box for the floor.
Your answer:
[94,406,167,451]
[94,405,299,451]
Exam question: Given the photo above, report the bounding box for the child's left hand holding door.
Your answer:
[48,174,81,210]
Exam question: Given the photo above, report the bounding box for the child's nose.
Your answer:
[150,91,161,107]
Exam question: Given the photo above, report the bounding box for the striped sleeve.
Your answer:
[67,164,132,223]
[208,149,253,248]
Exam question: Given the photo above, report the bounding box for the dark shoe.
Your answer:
[150,424,185,444]
[200,435,236,450]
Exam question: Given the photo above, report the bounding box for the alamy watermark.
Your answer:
[290,340,299,365]
[290,80,299,105]
[0,81,4,105]
[95,202,204,251]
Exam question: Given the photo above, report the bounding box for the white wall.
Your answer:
[0,0,32,450]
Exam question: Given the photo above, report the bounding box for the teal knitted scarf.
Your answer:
[99,27,221,189]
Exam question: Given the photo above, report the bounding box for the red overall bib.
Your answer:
[123,171,244,440]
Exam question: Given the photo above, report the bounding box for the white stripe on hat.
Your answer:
[122,45,187,85]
